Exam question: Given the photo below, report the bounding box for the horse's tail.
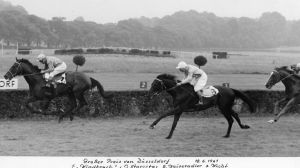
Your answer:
[90,77,113,99]
[232,89,256,113]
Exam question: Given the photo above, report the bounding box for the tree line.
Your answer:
[1,0,300,50]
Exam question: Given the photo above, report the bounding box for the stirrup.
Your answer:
[45,83,51,87]
[196,100,204,105]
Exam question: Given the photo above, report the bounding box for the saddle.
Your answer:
[199,86,219,98]
[52,73,67,84]
[43,72,67,92]
[44,72,67,85]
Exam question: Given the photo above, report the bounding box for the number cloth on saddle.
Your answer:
[199,86,219,97]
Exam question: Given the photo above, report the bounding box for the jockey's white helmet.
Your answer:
[176,61,188,69]
[37,53,46,61]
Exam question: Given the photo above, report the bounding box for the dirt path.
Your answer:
[0,116,299,156]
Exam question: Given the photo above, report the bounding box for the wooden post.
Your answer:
[1,39,3,57]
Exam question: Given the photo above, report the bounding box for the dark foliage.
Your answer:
[73,55,86,66]
[0,1,300,50]
[194,55,207,66]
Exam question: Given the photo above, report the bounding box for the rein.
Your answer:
[153,78,166,96]
[273,70,293,82]
[155,78,196,98]
[7,62,21,77]
[9,61,43,77]
[22,72,43,76]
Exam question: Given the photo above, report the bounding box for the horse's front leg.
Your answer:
[25,97,39,112]
[149,107,180,129]
[25,97,51,114]
[166,111,182,139]
[268,97,296,123]
[273,97,288,115]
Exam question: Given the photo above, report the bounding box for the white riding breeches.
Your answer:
[44,62,67,81]
[192,76,207,92]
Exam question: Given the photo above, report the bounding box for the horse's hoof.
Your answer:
[223,135,230,138]
[70,116,74,121]
[149,125,155,129]
[268,120,275,124]
[242,125,250,129]
[58,117,63,123]
[165,136,171,139]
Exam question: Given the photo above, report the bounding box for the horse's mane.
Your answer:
[18,58,41,72]
[276,66,294,74]
[276,66,300,80]
[157,73,177,81]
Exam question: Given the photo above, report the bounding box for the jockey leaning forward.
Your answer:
[176,61,208,105]
[291,63,300,74]
[37,53,67,87]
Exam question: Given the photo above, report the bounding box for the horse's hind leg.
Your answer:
[231,110,250,129]
[221,109,234,138]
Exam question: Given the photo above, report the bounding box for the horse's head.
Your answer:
[4,58,41,80]
[149,74,178,97]
[265,66,294,89]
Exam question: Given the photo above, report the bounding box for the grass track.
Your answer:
[0,116,299,156]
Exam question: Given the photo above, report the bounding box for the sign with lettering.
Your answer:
[0,79,18,89]
[140,81,147,89]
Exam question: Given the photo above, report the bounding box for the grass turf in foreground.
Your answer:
[0,115,299,156]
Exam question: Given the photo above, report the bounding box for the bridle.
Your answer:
[7,61,43,78]
[152,77,197,98]
[7,61,22,78]
[272,70,293,83]
[152,78,167,96]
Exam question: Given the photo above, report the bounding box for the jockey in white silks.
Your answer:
[37,54,67,85]
[176,61,208,104]
[291,63,300,74]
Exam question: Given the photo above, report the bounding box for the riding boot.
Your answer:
[196,91,204,105]
[198,95,204,105]
[44,87,52,96]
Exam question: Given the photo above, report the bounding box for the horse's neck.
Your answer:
[281,77,298,94]
[163,80,180,98]
[23,70,44,88]
[163,80,176,90]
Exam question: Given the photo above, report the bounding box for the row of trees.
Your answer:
[1,0,300,50]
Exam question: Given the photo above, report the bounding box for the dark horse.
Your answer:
[4,58,112,122]
[149,74,256,139]
[265,66,300,123]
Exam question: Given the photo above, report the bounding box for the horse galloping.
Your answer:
[4,58,112,122]
[149,74,256,139]
[265,66,300,123]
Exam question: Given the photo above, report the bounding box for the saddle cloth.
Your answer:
[44,73,67,84]
[199,86,219,97]
[54,73,66,84]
